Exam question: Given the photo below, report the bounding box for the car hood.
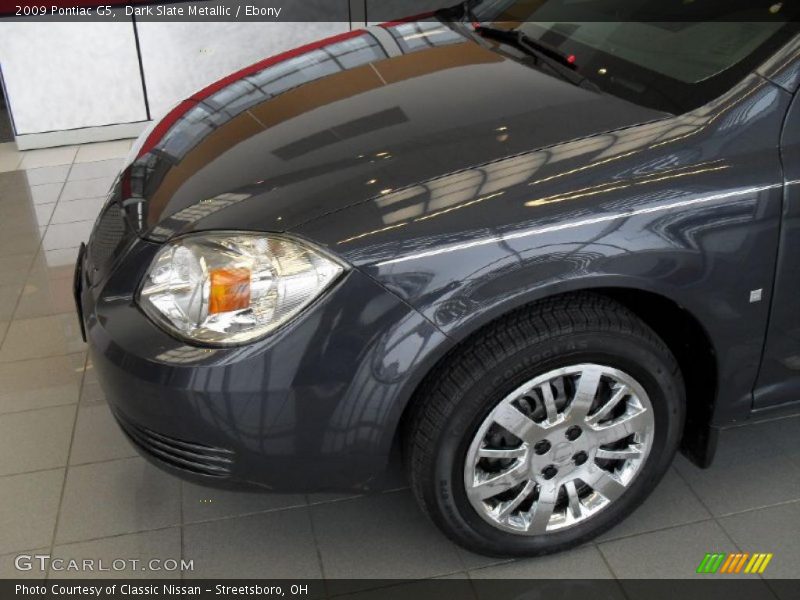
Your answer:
[116,23,666,241]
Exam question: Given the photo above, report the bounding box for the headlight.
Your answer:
[138,232,345,345]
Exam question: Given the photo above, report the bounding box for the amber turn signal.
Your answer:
[208,268,251,314]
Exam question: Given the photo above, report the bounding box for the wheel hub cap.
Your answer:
[463,364,655,535]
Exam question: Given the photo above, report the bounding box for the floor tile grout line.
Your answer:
[0,399,81,418]
[43,523,181,553]
[0,465,66,480]
[596,516,718,548]
[671,462,718,518]
[713,496,800,518]
[0,309,86,364]
[673,454,800,519]
[594,542,625,581]
[45,350,87,580]
[49,194,111,226]
[304,502,329,590]
[6,154,76,324]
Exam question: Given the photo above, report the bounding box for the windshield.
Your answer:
[468,0,798,113]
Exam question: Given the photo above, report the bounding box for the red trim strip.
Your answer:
[136,29,366,158]
[189,29,364,102]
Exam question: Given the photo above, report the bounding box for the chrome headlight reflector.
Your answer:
[138,233,344,345]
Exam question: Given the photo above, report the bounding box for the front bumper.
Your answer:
[75,237,451,491]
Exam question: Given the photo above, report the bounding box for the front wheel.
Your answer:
[405,294,685,557]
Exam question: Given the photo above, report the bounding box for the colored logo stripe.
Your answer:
[697,552,773,574]
[744,553,774,574]
[697,553,726,573]
[719,553,749,573]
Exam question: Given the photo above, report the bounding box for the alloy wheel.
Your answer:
[464,364,654,534]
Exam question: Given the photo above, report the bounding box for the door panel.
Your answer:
[754,91,800,408]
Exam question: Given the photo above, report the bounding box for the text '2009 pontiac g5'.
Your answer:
[74,0,800,556]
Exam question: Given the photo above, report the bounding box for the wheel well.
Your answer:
[594,288,718,466]
[395,288,718,467]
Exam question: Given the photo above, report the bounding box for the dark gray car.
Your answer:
[74,1,800,556]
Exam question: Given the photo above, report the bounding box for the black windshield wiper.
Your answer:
[476,24,577,70]
[451,1,597,90]
[475,24,603,91]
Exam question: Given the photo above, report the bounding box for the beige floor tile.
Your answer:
[0,404,76,476]
[42,220,93,251]
[51,528,182,579]
[0,284,22,320]
[28,182,63,205]
[56,457,181,544]
[0,313,85,362]
[14,260,75,319]
[59,177,114,202]
[51,197,105,224]
[68,159,123,182]
[69,403,137,465]
[23,164,70,186]
[470,544,615,579]
[0,353,85,414]
[0,152,22,173]
[0,469,64,554]
[18,146,77,170]
[0,253,35,286]
[40,246,82,269]
[74,140,133,163]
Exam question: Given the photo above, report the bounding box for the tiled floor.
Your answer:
[0,140,799,591]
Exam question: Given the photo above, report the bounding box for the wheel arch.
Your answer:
[393,285,719,469]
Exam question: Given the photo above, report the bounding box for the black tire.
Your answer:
[405,293,685,557]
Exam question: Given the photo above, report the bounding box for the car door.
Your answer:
[753,69,800,410]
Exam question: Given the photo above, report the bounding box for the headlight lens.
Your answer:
[138,232,344,345]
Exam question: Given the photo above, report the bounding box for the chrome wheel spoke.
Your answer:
[539,383,559,425]
[478,446,528,460]
[593,409,650,446]
[564,480,583,520]
[586,384,628,427]
[587,469,627,502]
[493,402,543,443]
[496,480,536,519]
[595,443,644,461]
[471,463,528,500]
[567,366,603,421]
[528,481,559,533]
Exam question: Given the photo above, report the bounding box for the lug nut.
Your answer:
[534,440,551,455]
[565,425,582,441]
[541,465,558,480]
[573,451,588,466]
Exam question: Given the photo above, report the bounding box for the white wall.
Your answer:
[0,20,148,135]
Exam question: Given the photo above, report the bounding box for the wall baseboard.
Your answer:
[15,121,150,150]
